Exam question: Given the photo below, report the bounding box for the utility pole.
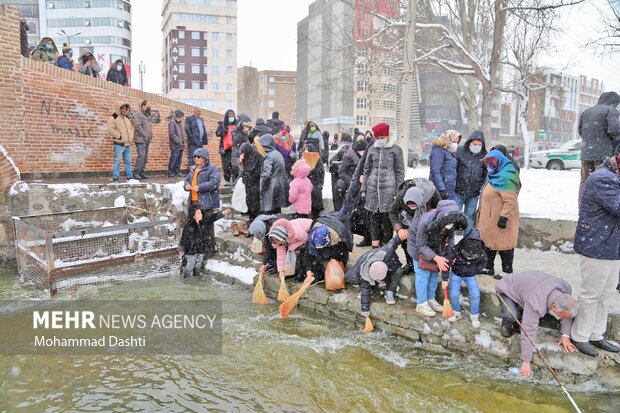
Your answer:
[139,61,146,91]
[397,0,418,168]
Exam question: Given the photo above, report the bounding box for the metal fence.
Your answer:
[13,207,179,295]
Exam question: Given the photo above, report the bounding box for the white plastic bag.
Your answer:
[284,250,297,276]
[231,179,248,213]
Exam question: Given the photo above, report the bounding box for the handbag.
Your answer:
[418,255,439,272]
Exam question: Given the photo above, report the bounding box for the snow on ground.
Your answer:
[47,183,90,198]
[322,165,580,221]
[204,260,257,285]
[162,181,187,211]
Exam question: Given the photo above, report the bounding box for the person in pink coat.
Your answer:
[268,218,313,280]
[288,161,314,218]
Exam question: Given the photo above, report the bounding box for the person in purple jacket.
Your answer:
[495,271,577,378]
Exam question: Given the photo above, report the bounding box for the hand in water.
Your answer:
[519,361,531,378]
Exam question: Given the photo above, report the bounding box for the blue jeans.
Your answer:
[449,273,481,315]
[413,260,439,304]
[454,194,479,237]
[113,144,133,180]
[168,148,183,175]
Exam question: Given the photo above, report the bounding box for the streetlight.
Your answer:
[57,29,81,45]
[139,61,146,91]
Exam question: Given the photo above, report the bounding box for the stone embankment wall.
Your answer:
[0,5,222,191]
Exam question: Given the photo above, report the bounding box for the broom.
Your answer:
[363,316,374,333]
[442,287,454,318]
[252,273,269,304]
[279,275,315,319]
[277,275,290,302]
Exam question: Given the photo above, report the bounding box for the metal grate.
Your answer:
[12,207,180,295]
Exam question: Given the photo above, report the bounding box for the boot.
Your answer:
[356,237,372,247]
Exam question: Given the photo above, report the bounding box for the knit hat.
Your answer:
[268,225,288,243]
[440,130,461,144]
[353,139,367,152]
[62,43,72,55]
[372,122,390,138]
[311,226,331,249]
[249,220,267,239]
[174,110,184,118]
[368,261,388,282]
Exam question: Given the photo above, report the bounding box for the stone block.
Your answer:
[398,275,414,298]
[306,286,329,306]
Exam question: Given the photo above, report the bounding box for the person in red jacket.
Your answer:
[216,109,237,185]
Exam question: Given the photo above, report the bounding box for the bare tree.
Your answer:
[589,0,620,53]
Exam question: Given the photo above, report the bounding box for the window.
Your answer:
[191,31,200,40]
[358,62,366,74]
[268,76,275,83]
[191,47,200,57]
[268,88,275,96]
[226,83,233,91]
[382,84,396,93]
[356,98,367,109]
[225,49,232,59]
[178,30,185,39]
[226,33,233,42]
[227,0,233,7]
[192,81,200,90]
[356,80,367,92]
[203,64,208,73]
[382,100,395,109]
[178,63,185,73]
[178,47,185,56]
[268,100,275,108]
[178,13,219,24]
[356,115,367,126]
[212,82,219,91]
[227,16,234,24]
[178,80,186,89]
[203,47,208,57]
[203,32,208,40]
[191,64,200,74]
[226,66,232,75]
[211,66,219,75]
[212,49,219,58]
[212,32,219,41]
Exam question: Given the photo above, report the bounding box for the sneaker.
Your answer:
[470,314,481,328]
[415,301,436,317]
[479,268,495,276]
[448,311,462,322]
[428,299,444,312]
[385,290,396,305]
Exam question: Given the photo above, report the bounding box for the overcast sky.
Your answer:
[131,0,620,95]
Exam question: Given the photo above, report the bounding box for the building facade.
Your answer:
[237,66,297,128]
[3,0,39,47]
[161,0,237,114]
[38,0,132,83]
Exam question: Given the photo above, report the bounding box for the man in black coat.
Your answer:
[184,108,209,166]
[455,130,487,236]
[266,111,284,135]
[328,132,353,211]
[578,91,620,203]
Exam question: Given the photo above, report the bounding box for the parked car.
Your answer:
[407,148,419,168]
[529,139,582,170]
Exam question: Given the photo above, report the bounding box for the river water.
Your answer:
[0,263,617,413]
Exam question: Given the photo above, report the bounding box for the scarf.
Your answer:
[274,131,295,152]
[482,150,520,191]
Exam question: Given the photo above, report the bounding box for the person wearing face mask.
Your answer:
[429,130,461,201]
[455,130,488,236]
[495,271,577,378]
[132,100,153,180]
[361,122,405,248]
[57,43,74,71]
[106,59,129,86]
[477,149,521,280]
[31,37,58,64]
[413,200,467,316]
[216,109,238,185]
[298,121,324,159]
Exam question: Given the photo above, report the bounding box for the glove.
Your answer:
[440,192,449,200]
[497,216,508,229]
[361,311,370,317]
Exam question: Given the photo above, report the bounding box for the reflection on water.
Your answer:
[0,263,618,412]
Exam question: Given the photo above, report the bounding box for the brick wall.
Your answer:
[0,5,223,180]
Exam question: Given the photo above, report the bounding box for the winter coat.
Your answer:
[416,200,467,262]
[132,109,153,145]
[345,234,401,312]
[477,183,519,251]
[307,211,354,256]
[266,117,284,135]
[217,109,237,153]
[578,92,620,161]
[270,218,313,273]
[106,59,128,86]
[445,228,487,278]
[168,119,184,150]
[274,131,297,173]
[456,131,488,198]
[107,104,134,146]
[336,147,361,200]
[178,218,211,255]
[231,113,251,168]
[574,161,620,260]
[289,163,313,215]
[31,37,58,63]
[390,178,441,229]
[429,139,457,199]
[184,150,221,210]
[298,127,324,156]
[495,272,573,362]
[303,152,324,213]
[77,51,101,78]
[250,214,278,267]
[240,142,262,215]
[259,134,290,212]
[185,115,209,148]
[252,118,273,140]
[363,139,405,213]
[57,55,74,71]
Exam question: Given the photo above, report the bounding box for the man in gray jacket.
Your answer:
[132,100,153,179]
[168,110,185,177]
[495,271,578,378]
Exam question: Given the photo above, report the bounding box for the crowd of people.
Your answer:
[108,94,619,377]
